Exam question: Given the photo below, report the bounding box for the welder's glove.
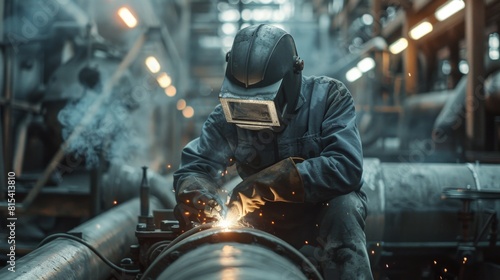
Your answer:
[174,176,224,229]
[228,157,305,219]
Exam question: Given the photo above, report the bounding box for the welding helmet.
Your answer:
[219,24,304,130]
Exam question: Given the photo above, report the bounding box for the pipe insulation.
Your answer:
[363,158,500,244]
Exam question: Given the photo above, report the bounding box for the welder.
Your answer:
[173,24,373,279]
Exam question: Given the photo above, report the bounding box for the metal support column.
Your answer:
[465,0,486,152]
[404,8,418,96]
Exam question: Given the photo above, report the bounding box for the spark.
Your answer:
[217,219,234,230]
[214,210,240,230]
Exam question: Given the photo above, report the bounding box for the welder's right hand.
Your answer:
[228,157,305,219]
[174,176,224,229]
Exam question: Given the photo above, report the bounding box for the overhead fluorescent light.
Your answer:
[218,9,240,22]
[117,7,138,28]
[357,57,375,73]
[252,8,273,21]
[435,0,465,22]
[221,23,237,35]
[490,49,499,60]
[409,21,433,40]
[156,72,172,88]
[458,60,469,74]
[177,99,186,110]
[145,56,160,73]
[389,38,408,54]
[241,9,253,21]
[164,85,177,97]
[346,67,362,82]
[489,33,499,48]
[182,106,195,118]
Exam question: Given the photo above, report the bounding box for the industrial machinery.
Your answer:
[1,0,500,279]
[2,162,499,280]
[120,162,500,280]
[130,220,324,280]
[122,168,321,280]
[130,161,500,280]
[0,167,324,280]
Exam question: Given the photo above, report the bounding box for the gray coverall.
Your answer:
[174,75,373,279]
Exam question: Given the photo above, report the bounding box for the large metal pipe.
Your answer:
[433,76,467,136]
[220,159,500,246]
[484,66,500,115]
[158,242,308,280]
[0,197,162,280]
[143,227,323,280]
[220,159,500,249]
[398,90,450,150]
[100,164,176,209]
[363,158,500,244]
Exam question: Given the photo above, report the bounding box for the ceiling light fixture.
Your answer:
[435,0,465,22]
[346,67,362,82]
[357,57,376,73]
[117,7,138,28]
[145,56,160,73]
[389,38,408,54]
[409,21,433,40]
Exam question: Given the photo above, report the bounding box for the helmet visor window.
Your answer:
[229,102,272,122]
[220,98,280,128]
[219,76,283,129]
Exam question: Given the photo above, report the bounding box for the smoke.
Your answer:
[57,84,149,169]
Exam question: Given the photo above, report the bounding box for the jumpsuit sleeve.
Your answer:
[296,81,363,203]
[173,105,235,193]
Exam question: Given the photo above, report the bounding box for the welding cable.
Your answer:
[37,233,141,274]
[146,240,171,263]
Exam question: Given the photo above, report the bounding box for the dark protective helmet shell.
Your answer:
[224,24,303,119]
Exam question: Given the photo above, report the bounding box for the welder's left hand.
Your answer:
[228,157,305,219]
[174,176,225,229]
